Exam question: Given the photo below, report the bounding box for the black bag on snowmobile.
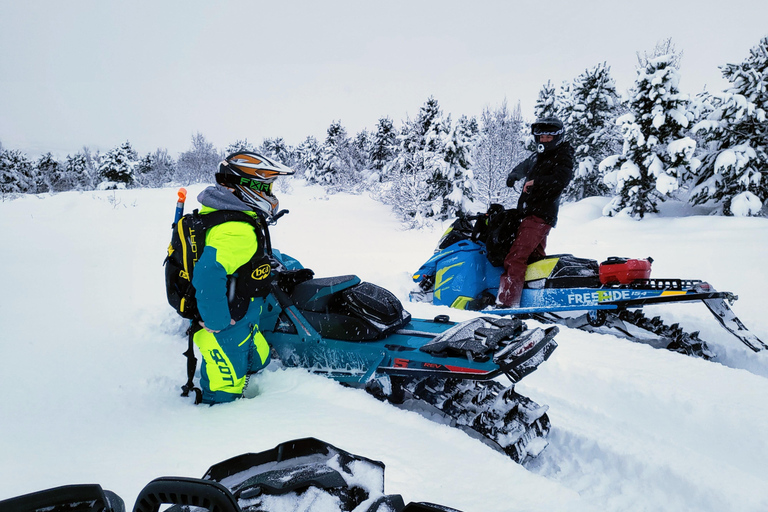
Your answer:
[164,209,274,322]
[482,206,521,267]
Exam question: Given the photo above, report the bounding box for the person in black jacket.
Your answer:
[497,116,574,307]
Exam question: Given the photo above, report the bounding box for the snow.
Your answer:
[2,182,768,512]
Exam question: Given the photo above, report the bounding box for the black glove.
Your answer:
[277,268,315,294]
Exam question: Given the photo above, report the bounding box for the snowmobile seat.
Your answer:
[290,275,361,312]
[288,276,412,342]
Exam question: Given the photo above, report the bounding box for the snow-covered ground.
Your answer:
[1,181,767,512]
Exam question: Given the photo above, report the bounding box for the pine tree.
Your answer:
[36,152,67,192]
[473,100,527,208]
[296,136,321,181]
[534,80,563,119]
[690,37,768,216]
[601,55,697,218]
[437,115,478,217]
[98,141,137,187]
[562,63,623,200]
[316,120,352,190]
[0,149,35,196]
[370,117,397,175]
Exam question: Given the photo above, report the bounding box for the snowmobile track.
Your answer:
[369,376,550,463]
[534,309,715,359]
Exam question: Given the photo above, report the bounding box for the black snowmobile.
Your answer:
[0,438,463,512]
[410,206,767,359]
[258,250,558,464]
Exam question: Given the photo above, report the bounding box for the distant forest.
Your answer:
[2,37,767,220]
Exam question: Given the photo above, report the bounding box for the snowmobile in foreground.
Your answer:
[410,211,766,360]
[0,438,462,512]
[259,251,558,464]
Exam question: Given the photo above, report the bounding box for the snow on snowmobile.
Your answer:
[0,438,462,512]
[410,208,767,359]
[259,250,558,464]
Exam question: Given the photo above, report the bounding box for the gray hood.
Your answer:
[197,184,251,211]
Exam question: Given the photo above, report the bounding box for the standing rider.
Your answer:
[192,151,293,404]
[496,117,574,308]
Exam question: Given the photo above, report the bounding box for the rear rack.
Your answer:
[627,279,704,291]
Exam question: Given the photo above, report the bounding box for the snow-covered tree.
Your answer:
[36,152,67,192]
[385,97,451,224]
[689,37,768,216]
[225,139,256,155]
[601,55,697,218]
[98,141,137,187]
[315,120,352,190]
[134,149,175,188]
[176,133,221,184]
[561,63,623,200]
[473,100,527,208]
[637,37,683,69]
[0,149,35,196]
[370,117,397,176]
[296,136,321,181]
[435,115,478,217]
[534,80,566,119]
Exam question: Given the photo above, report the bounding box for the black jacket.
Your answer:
[506,143,574,228]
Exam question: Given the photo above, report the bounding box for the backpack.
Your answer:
[164,209,274,323]
[474,204,521,268]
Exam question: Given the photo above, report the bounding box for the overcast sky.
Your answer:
[1,0,766,159]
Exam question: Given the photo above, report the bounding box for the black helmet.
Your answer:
[531,117,565,154]
[216,151,294,218]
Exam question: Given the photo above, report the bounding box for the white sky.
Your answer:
[1,0,767,158]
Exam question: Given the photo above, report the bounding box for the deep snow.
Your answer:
[1,181,767,512]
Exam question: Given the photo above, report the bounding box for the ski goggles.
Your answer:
[532,125,564,136]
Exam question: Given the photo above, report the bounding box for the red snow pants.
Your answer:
[497,215,552,307]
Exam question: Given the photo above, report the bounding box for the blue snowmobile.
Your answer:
[410,208,766,359]
[258,250,558,463]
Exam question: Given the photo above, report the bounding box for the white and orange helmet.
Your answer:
[216,151,294,218]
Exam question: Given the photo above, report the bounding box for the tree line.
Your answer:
[2,37,766,220]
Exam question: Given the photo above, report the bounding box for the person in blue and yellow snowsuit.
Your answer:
[192,151,294,404]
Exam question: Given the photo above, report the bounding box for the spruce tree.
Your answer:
[296,136,321,181]
[98,141,137,187]
[36,152,65,192]
[317,120,351,189]
[370,117,397,175]
[0,149,35,196]
[602,55,697,218]
[386,97,448,225]
[437,115,478,217]
[562,63,623,200]
[690,37,768,216]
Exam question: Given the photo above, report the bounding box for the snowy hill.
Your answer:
[1,181,767,512]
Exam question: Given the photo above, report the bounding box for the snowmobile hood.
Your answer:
[197,184,252,212]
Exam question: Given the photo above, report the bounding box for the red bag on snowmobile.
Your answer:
[599,257,652,285]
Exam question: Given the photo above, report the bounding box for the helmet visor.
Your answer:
[532,124,564,136]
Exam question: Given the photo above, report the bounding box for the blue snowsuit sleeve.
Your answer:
[192,247,232,331]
